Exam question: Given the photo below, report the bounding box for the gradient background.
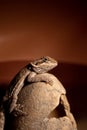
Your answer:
[0,1,87,130]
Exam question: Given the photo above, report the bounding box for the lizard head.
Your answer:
[30,56,58,73]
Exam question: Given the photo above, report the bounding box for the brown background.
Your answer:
[0,1,87,65]
[0,1,87,130]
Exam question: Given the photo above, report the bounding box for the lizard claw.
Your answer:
[12,104,27,117]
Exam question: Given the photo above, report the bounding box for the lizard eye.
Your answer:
[43,58,47,62]
[29,66,32,69]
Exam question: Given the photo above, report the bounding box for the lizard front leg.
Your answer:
[27,73,54,86]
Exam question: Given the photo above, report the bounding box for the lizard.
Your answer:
[2,56,58,116]
[0,56,77,130]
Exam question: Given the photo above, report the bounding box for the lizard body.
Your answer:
[3,56,58,114]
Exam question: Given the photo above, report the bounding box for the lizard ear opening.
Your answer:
[30,62,42,73]
[30,62,38,67]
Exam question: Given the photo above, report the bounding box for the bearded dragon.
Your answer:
[0,56,57,130]
[2,56,58,115]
